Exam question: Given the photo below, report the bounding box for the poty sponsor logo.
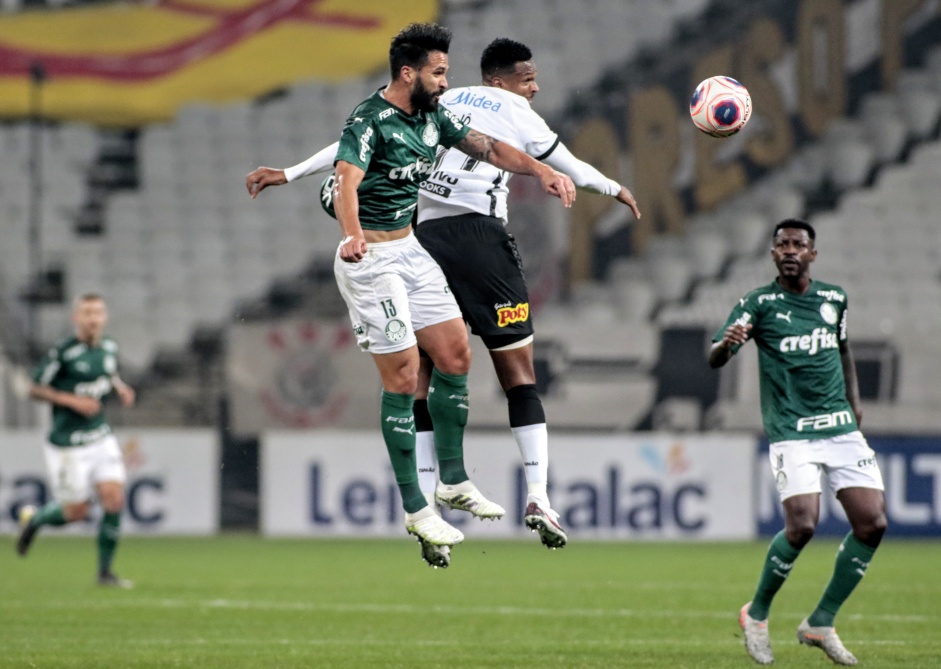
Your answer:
[496,302,529,327]
[795,410,853,432]
[778,327,839,355]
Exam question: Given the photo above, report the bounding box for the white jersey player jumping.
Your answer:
[245,38,640,567]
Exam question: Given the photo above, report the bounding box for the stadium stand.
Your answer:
[0,0,939,438]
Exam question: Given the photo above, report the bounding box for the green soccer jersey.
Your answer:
[714,279,857,443]
[332,88,470,230]
[32,336,120,447]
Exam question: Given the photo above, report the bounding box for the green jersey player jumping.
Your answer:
[245,23,575,568]
[18,293,136,588]
[710,219,887,666]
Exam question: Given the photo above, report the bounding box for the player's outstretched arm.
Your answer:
[542,143,641,220]
[456,129,575,207]
[245,167,287,198]
[245,142,340,198]
[708,323,752,369]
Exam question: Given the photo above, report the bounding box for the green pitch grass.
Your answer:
[1,535,939,668]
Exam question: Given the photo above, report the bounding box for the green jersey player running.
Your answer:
[18,293,137,588]
[247,23,575,567]
[710,219,887,666]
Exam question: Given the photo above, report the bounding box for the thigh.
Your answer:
[417,215,533,342]
[823,431,885,494]
[43,443,94,504]
[402,236,463,333]
[334,252,417,354]
[415,317,469,374]
[89,434,127,487]
[769,439,825,501]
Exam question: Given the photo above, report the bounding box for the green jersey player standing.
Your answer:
[246,23,575,567]
[710,219,887,666]
[17,293,136,587]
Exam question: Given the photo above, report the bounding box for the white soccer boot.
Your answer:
[414,493,452,568]
[435,480,505,520]
[797,618,858,665]
[523,498,567,549]
[739,602,774,665]
[405,506,464,547]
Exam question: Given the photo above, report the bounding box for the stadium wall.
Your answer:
[3,431,938,538]
[0,429,219,534]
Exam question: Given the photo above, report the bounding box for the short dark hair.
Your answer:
[389,23,452,80]
[480,38,533,77]
[773,218,816,242]
[74,292,105,306]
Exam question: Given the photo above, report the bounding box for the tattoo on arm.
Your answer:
[457,129,496,163]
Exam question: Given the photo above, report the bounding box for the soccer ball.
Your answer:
[689,76,752,138]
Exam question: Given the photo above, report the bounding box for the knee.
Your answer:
[102,493,125,514]
[854,511,888,547]
[64,502,90,522]
[785,521,816,549]
[434,343,471,376]
[384,367,419,395]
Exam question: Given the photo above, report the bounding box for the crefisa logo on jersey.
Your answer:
[422,122,438,146]
[820,302,838,325]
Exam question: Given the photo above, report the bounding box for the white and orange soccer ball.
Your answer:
[689,76,752,137]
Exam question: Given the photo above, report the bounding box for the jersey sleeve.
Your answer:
[543,143,621,195]
[712,294,758,354]
[838,294,849,342]
[285,142,340,182]
[436,106,471,148]
[335,117,378,171]
[32,346,61,385]
[516,103,559,159]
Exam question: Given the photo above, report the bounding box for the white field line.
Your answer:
[15,597,937,624]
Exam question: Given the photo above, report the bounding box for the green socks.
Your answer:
[31,501,67,528]
[428,368,469,485]
[380,391,425,513]
[748,531,802,621]
[97,512,121,575]
[807,532,877,627]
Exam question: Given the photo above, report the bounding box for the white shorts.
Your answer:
[43,434,126,504]
[334,232,462,354]
[769,431,884,501]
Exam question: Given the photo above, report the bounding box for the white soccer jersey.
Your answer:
[417,86,559,223]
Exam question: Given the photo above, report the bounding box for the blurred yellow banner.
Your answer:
[0,0,438,126]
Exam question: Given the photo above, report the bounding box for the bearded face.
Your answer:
[410,75,441,113]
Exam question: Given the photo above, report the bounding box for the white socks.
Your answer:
[512,423,550,505]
